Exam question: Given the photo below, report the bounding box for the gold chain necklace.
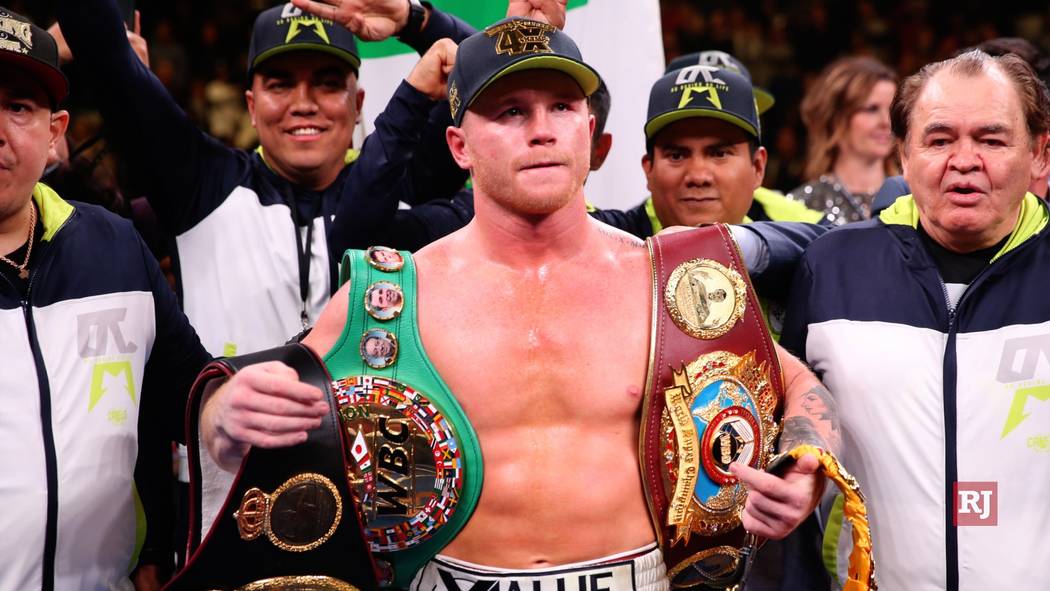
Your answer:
[0,202,37,280]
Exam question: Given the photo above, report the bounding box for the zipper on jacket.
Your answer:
[932,232,1037,591]
[936,275,960,591]
[23,269,60,591]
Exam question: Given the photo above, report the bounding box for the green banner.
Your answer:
[359,0,588,59]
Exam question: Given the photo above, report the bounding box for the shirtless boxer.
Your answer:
[200,19,838,589]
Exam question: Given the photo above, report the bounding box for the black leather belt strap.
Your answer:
[165,344,378,591]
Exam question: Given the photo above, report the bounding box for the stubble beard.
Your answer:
[473,159,586,217]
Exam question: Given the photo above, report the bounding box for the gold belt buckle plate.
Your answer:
[332,375,465,552]
[233,473,343,553]
[660,350,779,586]
[233,575,360,590]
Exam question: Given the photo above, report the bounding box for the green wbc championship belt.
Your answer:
[640,225,784,589]
[325,247,483,588]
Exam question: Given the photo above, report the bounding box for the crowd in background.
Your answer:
[660,0,1050,190]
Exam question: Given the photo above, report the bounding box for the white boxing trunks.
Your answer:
[410,543,668,591]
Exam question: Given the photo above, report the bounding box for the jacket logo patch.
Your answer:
[78,308,139,416]
[997,334,1050,440]
[78,308,138,357]
[88,361,136,412]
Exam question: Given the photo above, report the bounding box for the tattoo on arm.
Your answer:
[780,384,841,455]
[596,222,645,248]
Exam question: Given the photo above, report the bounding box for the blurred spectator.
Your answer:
[203,62,252,147]
[788,57,898,225]
[148,19,190,98]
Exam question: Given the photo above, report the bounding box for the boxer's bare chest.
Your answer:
[415,246,652,430]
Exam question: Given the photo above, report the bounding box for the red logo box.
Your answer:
[954,481,997,526]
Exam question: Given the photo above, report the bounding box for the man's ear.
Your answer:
[446,125,471,171]
[897,139,909,179]
[751,146,768,191]
[641,152,654,192]
[245,89,256,127]
[1030,132,1050,180]
[48,110,70,165]
[590,132,613,171]
[355,88,365,124]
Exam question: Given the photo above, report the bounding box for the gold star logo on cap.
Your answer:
[486,20,556,56]
[677,84,723,110]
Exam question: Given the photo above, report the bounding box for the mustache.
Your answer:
[514,153,573,170]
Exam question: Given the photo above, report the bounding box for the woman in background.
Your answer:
[789,56,898,224]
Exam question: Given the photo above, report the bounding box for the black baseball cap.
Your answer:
[665,50,775,114]
[645,66,761,142]
[447,17,601,126]
[0,7,68,107]
[247,3,360,76]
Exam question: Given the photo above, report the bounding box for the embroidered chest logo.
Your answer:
[486,20,556,56]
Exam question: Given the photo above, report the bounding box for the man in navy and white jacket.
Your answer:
[0,9,210,590]
[781,51,1050,590]
[57,0,475,357]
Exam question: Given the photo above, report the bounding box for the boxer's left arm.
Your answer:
[730,343,840,540]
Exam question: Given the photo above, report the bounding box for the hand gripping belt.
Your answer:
[640,225,876,590]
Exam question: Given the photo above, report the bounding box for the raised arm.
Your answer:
[290,0,477,48]
[328,39,460,259]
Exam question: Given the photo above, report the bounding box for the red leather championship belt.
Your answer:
[641,225,783,589]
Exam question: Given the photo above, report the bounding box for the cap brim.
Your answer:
[0,52,68,106]
[755,87,775,114]
[251,44,361,75]
[645,107,759,140]
[467,55,601,115]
